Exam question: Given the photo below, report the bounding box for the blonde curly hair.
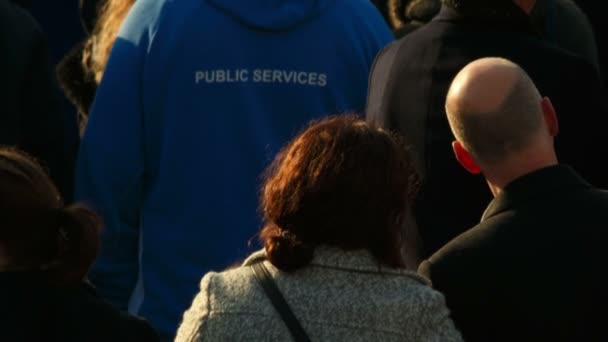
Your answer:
[82,0,136,84]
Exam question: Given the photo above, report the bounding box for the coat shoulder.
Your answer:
[203,265,275,316]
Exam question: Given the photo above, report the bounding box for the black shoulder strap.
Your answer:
[250,262,312,342]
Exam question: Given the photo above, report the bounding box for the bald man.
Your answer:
[418,57,608,342]
[367,0,608,261]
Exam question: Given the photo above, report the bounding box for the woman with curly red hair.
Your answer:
[176,116,462,341]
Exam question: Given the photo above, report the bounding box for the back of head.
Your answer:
[260,116,417,271]
[406,0,441,22]
[445,57,545,167]
[0,149,101,285]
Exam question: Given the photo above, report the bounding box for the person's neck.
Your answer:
[484,148,558,197]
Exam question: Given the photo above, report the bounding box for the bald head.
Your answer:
[446,57,545,165]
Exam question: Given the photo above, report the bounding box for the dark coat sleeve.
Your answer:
[365,41,398,129]
[531,0,600,74]
[418,255,496,342]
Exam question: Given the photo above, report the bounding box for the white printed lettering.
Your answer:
[318,74,327,87]
[195,71,205,84]
[226,70,236,82]
[263,69,272,83]
[216,70,225,82]
[194,69,327,87]
[240,69,249,82]
[284,71,296,83]
[308,73,318,86]
[204,71,215,83]
[272,70,283,83]
[253,69,262,82]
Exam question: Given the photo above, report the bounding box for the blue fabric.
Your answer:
[75,0,392,339]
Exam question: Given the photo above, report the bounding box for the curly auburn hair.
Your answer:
[259,116,418,272]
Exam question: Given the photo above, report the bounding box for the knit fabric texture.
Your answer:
[176,247,462,341]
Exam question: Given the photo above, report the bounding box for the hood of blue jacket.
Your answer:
[206,0,335,31]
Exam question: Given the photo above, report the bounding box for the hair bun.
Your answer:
[263,226,314,272]
[45,204,101,285]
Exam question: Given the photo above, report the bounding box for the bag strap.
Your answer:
[250,261,312,342]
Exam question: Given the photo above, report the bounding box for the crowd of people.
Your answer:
[1,0,607,341]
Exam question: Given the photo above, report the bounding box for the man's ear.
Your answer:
[541,97,559,137]
[452,141,481,174]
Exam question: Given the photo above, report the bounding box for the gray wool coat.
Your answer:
[175,247,462,341]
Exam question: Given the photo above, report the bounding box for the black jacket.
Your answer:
[531,0,599,74]
[0,0,78,199]
[0,272,159,341]
[419,165,608,342]
[366,4,608,258]
[573,0,608,85]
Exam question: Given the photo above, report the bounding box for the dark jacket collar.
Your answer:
[481,165,591,221]
[433,4,538,35]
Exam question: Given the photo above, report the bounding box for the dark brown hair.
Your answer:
[0,148,101,285]
[260,116,417,272]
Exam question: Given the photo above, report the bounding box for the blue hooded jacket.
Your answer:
[76,0,392,339]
